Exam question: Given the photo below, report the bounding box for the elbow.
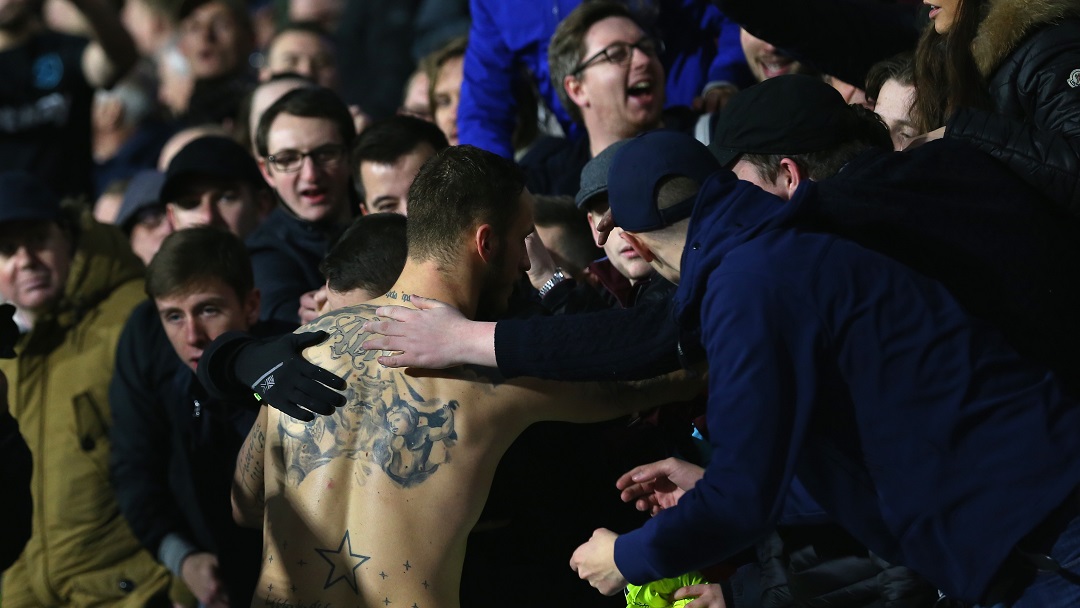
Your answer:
[231,484,263,529]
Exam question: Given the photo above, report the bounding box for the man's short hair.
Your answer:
[548,1,638,124]
[146,226,254,302]
[864,52,915,102]
[266,21,335,52]
[255,87,355,158]
[350,116,449,200]
[406,145,525,267]
[320,213,407,296]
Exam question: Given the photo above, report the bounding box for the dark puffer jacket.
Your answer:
[946,0,1080,217]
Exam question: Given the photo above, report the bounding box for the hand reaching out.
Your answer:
[617,457,705,515]
[361,296,497,369]
[675,583,727,608]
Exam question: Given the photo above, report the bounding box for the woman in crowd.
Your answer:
[910,0,1080,216]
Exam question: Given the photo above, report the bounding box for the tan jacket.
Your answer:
[0,210,171,606]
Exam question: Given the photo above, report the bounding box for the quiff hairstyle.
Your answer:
[146,226,254,302]
[548,1,639,124]
[405,145,525,269]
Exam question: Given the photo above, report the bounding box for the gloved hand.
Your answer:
[232,331,347,421]
[0,303,18,359]
[197,330,348,420]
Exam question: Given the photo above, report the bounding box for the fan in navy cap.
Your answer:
[606,130,721,236]
[160,136,273,239]
[116,170,173,265]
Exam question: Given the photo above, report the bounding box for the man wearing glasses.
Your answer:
[522,2,670,198]
[251,86,357,323]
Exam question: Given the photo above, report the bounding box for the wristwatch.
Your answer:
[538,267,568,298]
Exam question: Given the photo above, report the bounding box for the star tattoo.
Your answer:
[314,530,371,593]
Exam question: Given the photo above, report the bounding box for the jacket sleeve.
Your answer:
[495,298,683,381]
[613,270,815,583]
[457,0,517,158]
[0,409,32,571]
[715,0,920,87]
[946,37,1080,219]
[108,308,194,559]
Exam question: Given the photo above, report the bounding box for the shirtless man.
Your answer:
[231,145,694,608]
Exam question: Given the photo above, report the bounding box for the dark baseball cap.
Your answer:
[160,136,265,204]
[0,171,61,224]
[116,170,167,231]
[710,74,859,167]
[575,139,630,210]
[607,130,720,233]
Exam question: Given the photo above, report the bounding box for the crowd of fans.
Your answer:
[1,0,1079,606]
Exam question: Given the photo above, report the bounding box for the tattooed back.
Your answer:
[249,303,540,608]
[240,301,693,608]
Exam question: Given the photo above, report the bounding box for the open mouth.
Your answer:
[299,187,327,205]
[628,80,654,98]
[926,3,941,18]
[758,58,795,79]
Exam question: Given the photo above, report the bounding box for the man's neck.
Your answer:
[585,121,663,158]
[0,20,42,51]
[372,259,480,320]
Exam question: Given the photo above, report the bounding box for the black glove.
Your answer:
[200,331,347,422]
[0,304,18,359]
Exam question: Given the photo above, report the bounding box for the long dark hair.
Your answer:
[912,0,994,132]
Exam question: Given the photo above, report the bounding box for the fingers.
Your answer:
[408,295,449,310]
[377,353,409,368]
[275,400,315,422]
[616,459,673,490]
[362,320,404,338]
[301,362,347,392]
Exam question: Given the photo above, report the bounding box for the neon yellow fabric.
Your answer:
[625,571,708,607]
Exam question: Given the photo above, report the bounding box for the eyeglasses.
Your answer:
[266,144,346,173]
[572,38,664,76]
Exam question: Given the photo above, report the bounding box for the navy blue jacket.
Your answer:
[613,170,1080,602]
[246,206,342,324]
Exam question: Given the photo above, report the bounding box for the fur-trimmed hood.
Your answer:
[972,0,1080,75]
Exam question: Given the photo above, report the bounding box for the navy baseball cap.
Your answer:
[160,136,265,204]
[116,170,167,231]
[575,139,630,210]
[0,171,61,224]
[607,130,720,233]
[710,74,859,167]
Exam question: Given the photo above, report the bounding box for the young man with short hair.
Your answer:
[250,86,356,323]
[350,115,448,215]
[112,227,266,608]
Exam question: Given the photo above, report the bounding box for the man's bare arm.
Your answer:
[232,405,268,528]
[73,0,137,88]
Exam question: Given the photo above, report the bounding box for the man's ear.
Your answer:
[244,288,261,327]
[257,158,275,188]
[564,74,588,110]
[165,202,179,230]
[474,223,498,264]
[777,158,806,200]
[621,231,654,262]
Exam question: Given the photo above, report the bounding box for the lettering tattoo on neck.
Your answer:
[384,291,411,302]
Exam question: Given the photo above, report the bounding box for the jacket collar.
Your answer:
[674,170,805,328]
[972,0,1080,76]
